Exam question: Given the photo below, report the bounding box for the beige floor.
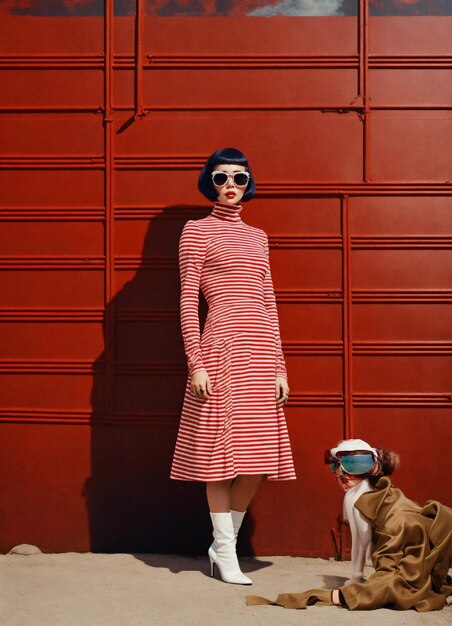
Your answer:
[1,552,451,626]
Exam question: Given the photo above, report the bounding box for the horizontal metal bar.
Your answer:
[287,393,344,407]
[0,165,105,171]
[115,309,179,322]
[269,235,342,249]
[370,54,452,59]
[1,54,104,58]
[258,182,452,197]
[282,341,343,355]
[1,104,451,116]
[0,359,104,373]
[146,55,358,69]
[0,106,104,113]
[351,235,452,249]
[353,393,452,407]
[371,65,452,70]
[369,54,452,69]
[114,257,177,270]
[2,53,451,70]
[0,308,104,322]
[0,62,103,69]
[114,205,207,220]
[0,408,95,425]
[113,103,452,113]
[353,341,452,355]
[0,156,105,170]
[0,207,105,221]
[0,411,180,427]
[143,63,358,70]
[0,257,105,269]
[115,104,366,113]
[370,105,452,110]
[261,182,452,190]
[1,155,104,160]
[115,156,205,170]
[352,289,452,303]
[276,290,343,303]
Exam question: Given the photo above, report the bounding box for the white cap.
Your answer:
[330,439,377,458]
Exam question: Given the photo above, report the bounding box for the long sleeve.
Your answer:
[343,480,373,582]
[262,234,287,379]
[179,221,207,376]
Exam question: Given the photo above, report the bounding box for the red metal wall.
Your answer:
[0,2,451,555]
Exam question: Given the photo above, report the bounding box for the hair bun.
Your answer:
[376,448,400,476]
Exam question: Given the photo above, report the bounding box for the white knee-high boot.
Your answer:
[209,512,252,585]
[231,509,247,539]
[209,509,247,555]
[209,509,246,552]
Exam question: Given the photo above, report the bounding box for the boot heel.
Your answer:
[209,557,216,578]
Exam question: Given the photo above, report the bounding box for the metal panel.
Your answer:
[0,1,451,556]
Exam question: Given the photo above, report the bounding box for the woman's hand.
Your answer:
[276,376,289,405]
[191,370,212,400]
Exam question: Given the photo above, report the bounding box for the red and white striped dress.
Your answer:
[170,201,296,482]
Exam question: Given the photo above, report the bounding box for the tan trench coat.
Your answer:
[247,477,452,611]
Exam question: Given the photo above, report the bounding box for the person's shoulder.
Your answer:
[243,222,268,241]
[183,215,215,230]
[180,220,209,249]
[181,219,205,235]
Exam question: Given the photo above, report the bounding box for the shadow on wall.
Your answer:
[84,204,256,556]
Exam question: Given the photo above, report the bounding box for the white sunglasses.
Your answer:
[211,171,250,188]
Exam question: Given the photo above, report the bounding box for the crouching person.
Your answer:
[247,439,452,612]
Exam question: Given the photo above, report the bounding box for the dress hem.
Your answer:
[170,473,297,482]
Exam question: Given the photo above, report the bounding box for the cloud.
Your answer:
[248,0,345,16]
[2,0,103,16]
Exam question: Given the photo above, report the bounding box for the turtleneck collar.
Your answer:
[211,201,243,223]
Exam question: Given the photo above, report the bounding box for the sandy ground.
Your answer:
[1,552,451,626]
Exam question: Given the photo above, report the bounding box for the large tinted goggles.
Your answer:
[324,450,376,475]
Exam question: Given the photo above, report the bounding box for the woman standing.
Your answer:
[171,147,296,585]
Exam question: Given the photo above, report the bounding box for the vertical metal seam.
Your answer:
[341,194,353,438]
[358,0,364,99]
[104,0,115,417]
[135,0,145,119]
[360,0,371,182]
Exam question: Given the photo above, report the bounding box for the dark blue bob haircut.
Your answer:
[198,147,256,202]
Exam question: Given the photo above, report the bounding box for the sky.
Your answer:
[3,0,452,16]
